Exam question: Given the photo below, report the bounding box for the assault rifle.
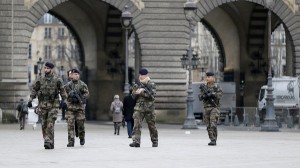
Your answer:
[199,84,217,107]
[69,88,85,104]
[134,79,155,100]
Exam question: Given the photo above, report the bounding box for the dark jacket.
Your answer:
[122,95,136,121]
[17,101,27,117]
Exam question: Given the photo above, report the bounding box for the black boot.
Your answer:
[129,141,140,147]
[152,141,158,147]
[114,123,117,135]
[117,126,120,135]
[208,140,216,146]
[80,138,85,146]
[67,138,74,147]
[67,142,74,147]
[44,142,52,149]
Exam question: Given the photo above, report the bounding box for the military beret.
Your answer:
[206,71,214,76]
[139,68,148,75]
[45,62,54,69]
[71,68,80,74]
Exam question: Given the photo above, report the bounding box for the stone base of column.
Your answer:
[261,119,279,132]
[182,118,198,129]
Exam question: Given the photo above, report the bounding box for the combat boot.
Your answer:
[44,142,52,149]
[208,140,216,146]
[80,138,85,146]
[129,141,140,147]
[67,139,74,147]
[67,142,74,147]
[152,141,158,147]
[50,143,54,149]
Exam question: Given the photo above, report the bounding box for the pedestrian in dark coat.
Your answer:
[17,99,27,130]
[123,89,136,138]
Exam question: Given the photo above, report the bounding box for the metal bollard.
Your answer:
[224,114,230,126]
[255,113,260,127]
[244,113,249,127]
[234,115,239,126]
[287,115,293,128]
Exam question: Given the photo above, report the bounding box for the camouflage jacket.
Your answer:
[30,73,67,109]
[198,82,223,108]
[64,80,89,110]
[132,80,156,105]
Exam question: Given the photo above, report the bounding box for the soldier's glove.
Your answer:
[27,101,32,108]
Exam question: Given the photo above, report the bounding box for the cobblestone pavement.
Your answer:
[0,122,300,168]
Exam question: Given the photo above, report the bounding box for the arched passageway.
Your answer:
[1,0,300,124]
[25,0,142,120]
[193,0,295,107]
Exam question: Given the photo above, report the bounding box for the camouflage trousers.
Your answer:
[204,107,220,141]
[66,109,86,143]
[40,108,58,145]
[132,109,158,144]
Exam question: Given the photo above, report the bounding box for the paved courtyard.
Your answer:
[0,122,300,168]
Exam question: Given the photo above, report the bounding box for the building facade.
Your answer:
[0,0,299,123]
[29,13,81,84]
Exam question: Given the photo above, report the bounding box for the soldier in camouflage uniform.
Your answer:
[64,68,89,147]
[129,68,158,148]
[198,72,223,146]
[28,62,67,149]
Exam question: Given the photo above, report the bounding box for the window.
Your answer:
[58,28,65,38]
[281,48,286,59]
[44,28,52,39]
[57,45,65,59]
[282,65,286,76]
[71,45,77,58]
[280,32,286,44]
[28,65,31,84]
[28,44,32,59]
[73,45,80,58]
[271,33,275,44]
[271,46,275,59]
[201,56,209,65]
[44,13,53,24]
[44,45,51,59]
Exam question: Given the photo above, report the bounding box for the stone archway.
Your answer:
[195,0,297,75]
[191,0,298,107]
[23,0,143,120]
